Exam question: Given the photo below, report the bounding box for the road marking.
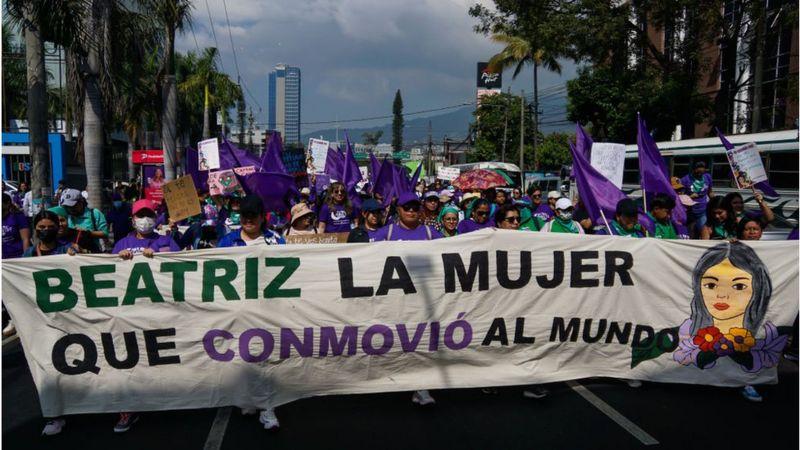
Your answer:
[203,407,232,450]
[567,380,659,446]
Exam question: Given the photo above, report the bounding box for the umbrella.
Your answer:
[452,169,508,190]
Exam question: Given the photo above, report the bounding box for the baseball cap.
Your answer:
[300,187,311,196]
[239,194,265,217]
[59,188,83,207]
[555,198,573,210]
[438,189,453,202]
[397,192,421,207]
[132,199,157,216]
[423,191,439,200]
[547,191,560,199]
[362,198,383,212]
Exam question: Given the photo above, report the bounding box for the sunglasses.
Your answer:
[333,190,345,194]
[442,217,458,222]
[475,211,489,217]
[503,216,521,223]
[401,203,421,212]
[532,194,541,198]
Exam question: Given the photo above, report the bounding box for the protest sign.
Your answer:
[309,139,329,174]
[208,169,244,196]
[590,143,626,188]
[285,232,349,245]
[162,176,201,222]
[437,167,460,181]
[142,165,165,204]
[282,146,307,177]
[3,231,796,416]
[198,138,221,171]
[233,165,256,176]
[725,142,768,189]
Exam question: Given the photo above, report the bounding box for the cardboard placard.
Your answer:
[726,142,767,189]
[208,169,245,196]
[162,175,201,222]
[282,146,308,177]
[309,138,330,174]
[233,165,256,176]
[285,232,349,245]
[437,166,460,181]
[590,142,626,188]
[198,138,220,171]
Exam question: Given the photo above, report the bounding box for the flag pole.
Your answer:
[600,209,613,235]
[642,188,647,213]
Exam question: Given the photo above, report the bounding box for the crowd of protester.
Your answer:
[2,161,798,435]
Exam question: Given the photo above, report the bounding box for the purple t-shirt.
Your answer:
[112,232,180,256]
[319,203,355,233]
[681,173,713,214]
[533,203,554,221]
[372,223,442,241]
[457,218,495,234]
[2,211,29,259]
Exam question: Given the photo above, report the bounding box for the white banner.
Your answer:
[726,142,768,189]
[2,230,797,416]
[590,143,626,188]
[437,167,460,181]
[308,138,330,174]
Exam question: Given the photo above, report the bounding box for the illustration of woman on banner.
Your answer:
[672,241,788,372]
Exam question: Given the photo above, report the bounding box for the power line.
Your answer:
[188,22,200,51]
[221,0,241,82]
[253,101,475,127]
[203,0,224,72]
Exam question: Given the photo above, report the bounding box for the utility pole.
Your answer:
[519,91,525,171]
[532,62,539,170]
[427,120,433,176]
[502,108,508,163]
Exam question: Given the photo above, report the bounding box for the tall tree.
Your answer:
[392,90,403,153]
[362,130,383,146]
[145,0,192,181]
[1,20,27,123]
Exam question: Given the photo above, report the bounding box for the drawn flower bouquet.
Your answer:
[673,319,788,372]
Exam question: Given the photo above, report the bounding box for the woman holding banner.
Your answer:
[457,199,494,234]
[438,205,460,237]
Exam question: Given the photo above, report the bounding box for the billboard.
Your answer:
[477,62,502,90]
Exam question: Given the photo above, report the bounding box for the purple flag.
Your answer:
[570,123,593,179]
[637,114,687,225]
[241,172,296,212]
[369,152,382,185]
[218,139,261,171]
[184,147,208,192]
[260,133,287,174]
[570,139,629,229]
[324,147,344,181]
[373,157,395,205]
[409,163,423,193]
[342,134,363,208]
[716,128,779,198]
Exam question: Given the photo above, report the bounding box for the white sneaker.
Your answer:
[626,379,642,388]
[411,390,436,406]
[240,407,257,415]
[2,320,16,338]
[259,408,280,430]
[42,418,66,436]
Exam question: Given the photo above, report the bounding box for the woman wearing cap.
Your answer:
[533,191,560,221]
[60,188,108,253]
[285,203,318,236]
[114,199,180,260]
[218,195,285,248]
[372,193,443,242]
[457,199,495,234]
[700,196,737,240]
[541,199,585,234]
[420,191,441,229]
[318,182,357,233]
[596,199,645,237]
[438,205,460,237]
[347,199,385,243]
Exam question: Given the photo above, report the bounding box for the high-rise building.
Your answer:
[267,64,301,144]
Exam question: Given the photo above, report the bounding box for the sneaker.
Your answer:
[481,387,499,395]
[522,386,549,399]
[113,412,139,433]
[259,408,280,430]
[741,385,763,402]
[2,320,16,338]
[240,407,257,415]
[626,379,642,388]
[411,390,436,406]
[42,418,66,436]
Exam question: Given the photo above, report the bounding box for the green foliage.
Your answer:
[468,93,538,169]
[533,132,572,170]
[1,20,27,120]
[392,90,403,152]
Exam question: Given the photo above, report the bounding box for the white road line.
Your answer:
[203,407,232,450]
[567,380,659,446]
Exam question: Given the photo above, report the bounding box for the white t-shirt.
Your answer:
[242,235,266,246]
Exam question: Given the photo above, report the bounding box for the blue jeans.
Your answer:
[687,209,707,237]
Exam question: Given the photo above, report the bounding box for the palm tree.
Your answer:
[143,0,193,181]
[488,32,562,170]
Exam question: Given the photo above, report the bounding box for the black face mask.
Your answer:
[37,228,58,243]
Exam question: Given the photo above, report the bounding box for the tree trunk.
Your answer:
[202,84,211,139]
[127,135,136,180]
[24,6,51,205]
[162,75,177,180]
[83,2,105,210]
[532,61,539,171]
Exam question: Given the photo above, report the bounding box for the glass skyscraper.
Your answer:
[267,64,301,144]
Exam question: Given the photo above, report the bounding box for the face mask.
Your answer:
[557,211,573,221]
[134,216,156,234]
[36,228,58,243]
[112,201,122,209]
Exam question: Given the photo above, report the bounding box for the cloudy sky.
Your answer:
[177,0,577,133]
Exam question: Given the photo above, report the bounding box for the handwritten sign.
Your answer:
[725,142,767,189]
[208,170,245,196]
[590,142,626,188]
[282,146,307,177]
[437,167,460,181]
[163,175,201,222]
[233,165,256,176]
[308,138,329,174]
[198,138,220,171]
[285,232,349,245]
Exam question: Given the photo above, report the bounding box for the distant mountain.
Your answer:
[301,99,571,146]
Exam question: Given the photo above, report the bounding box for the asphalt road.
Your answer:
[3,337,798,450]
